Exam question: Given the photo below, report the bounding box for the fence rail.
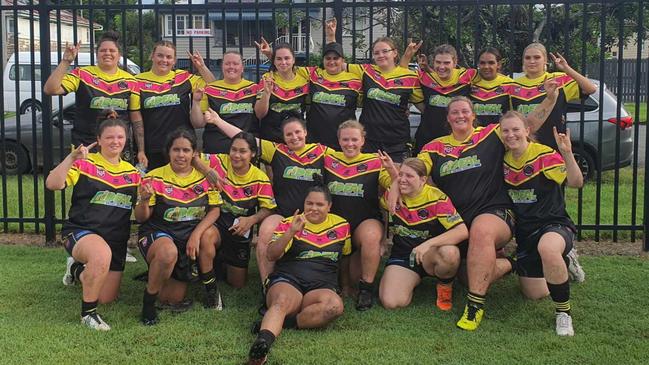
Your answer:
[0,0,647,250]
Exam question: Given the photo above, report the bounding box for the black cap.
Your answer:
[323,42,344,57]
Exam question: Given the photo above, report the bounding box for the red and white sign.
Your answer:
[184,29,212,36]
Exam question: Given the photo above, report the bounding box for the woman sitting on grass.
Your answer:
[47,116,140,331]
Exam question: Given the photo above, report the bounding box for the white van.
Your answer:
[3,52,140,114]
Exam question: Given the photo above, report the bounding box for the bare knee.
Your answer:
[323,297,344,320]
[154,246,178,267]
[380,293,410,310]
[437,245,460,266]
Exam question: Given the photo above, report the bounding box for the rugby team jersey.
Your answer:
[62,153,140,243]
[133,69,201,153]
[510,71,582,149]
[323,151,388,229]
[348,64,423,145]
[380,184,463,258]
[417,123,511,224]
[260,140,328,217]
[140,165,222,242]
[301,66,362,148]
[416,67,477,152]
[200,79,260,153]
[199,153,276,231]
[62,66,138,145]
[257,71,309,143]
[470,74,515,127]
[503,142,575,239]
[271,213,351,285]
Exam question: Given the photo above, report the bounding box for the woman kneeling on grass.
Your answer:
[501,111,583,336]
[135,129,222,325]
[247,175,351,365]
[47,117,140,331]
[378,157,468,311]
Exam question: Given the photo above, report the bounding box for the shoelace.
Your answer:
[466,304,480,321]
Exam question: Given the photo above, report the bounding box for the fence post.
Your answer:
[333,0,343,45]
[39,0,56,245]
[645,111,649,251]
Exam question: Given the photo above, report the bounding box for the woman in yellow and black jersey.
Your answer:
[471,47,515,126]
[135,129,222,325]
[401,42,477,153]
[378,158,467,312]
[46,118,140,331]
[510,43,596,149]
[44,31,138,147]
[247,179,351,365]
[254,43,309,143]
[190,51,260,154]
[501,112,583,336]
[131,41,214,169]
[203,110,329,287]
[193,132,277,289]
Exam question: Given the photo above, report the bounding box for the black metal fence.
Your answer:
[0,0,647,249]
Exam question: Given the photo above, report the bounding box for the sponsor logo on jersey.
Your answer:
[163,206,207,222]
[118,81,128,90]
[474,103,503,116]
[366,87,401,105]
[243,186,253,197]
[439,155,482,176]
[90,96,128,110]
[391,224,429,239]
[282,166,319,181]
[507,188,538,204]
[89,190,133,209]
[220,102,254,114]
[221,201,248,216]
[327,181,365,197]
[270,102,302,113]
[193,184,205,195]
[312,91,346,107]
[97,168,105,177]
[428,94,452,107]
[447,212,462,224]
[143,94,181,109]
[297,250,340,261]
[516,104,537,116]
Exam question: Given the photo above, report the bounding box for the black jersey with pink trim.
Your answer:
[271,213,351,285]
[62,153,140,243]
[257,72,309,143]
[470,74,515,127]
[503,142,575,238]
[417,124,511,224]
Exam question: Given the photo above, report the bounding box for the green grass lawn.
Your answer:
[0,245,646,364]
[623,102,647,123]
[3,112,16,118]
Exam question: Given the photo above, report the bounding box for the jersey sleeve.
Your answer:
[346,64,365,79]
[65,160,82,187]
[200,90,210,112]
[542,151,567,185]
[208,188,223,206]
[257,172,277,210]
[378,169,393,190]
[128,80,140,111]
[259,139,277,164]
[61,68,81,95]
[556,72,581,102]
[435,193,464,230]
[295,66,312,80]
[190,74,204,91]
[271,218,294,253]
[409,84,424,104]
[342,231,352,256]
[416,150,434,175]
[130,79,142,111]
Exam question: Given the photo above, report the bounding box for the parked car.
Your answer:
[0,102,133,174]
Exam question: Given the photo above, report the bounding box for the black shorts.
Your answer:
[62,229,127,272]
[216,224,252,269]
[458,207,515,259]
[515,224,575,278]
[363,140,411,163]
[145,151,168,171]
[138,230,194,282]
[266,271,339,295]
[386,255,430,278]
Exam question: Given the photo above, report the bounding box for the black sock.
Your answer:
[359,280,374,292]
[283,315,298,329]
[71,262,85,281]
[200,270,217,292]
[467,292,486,310]
[547,280,571,314]
[81,300,98,317]
[257,329,276,346]
[142,289,158,319]
[438,276,454,285]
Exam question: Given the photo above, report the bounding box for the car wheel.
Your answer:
[572,146,595,182]
[0,141,32,174]
[19,100,43,115]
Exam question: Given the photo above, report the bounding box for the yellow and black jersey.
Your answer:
[257,71,309,143]
[510,71,583,149]
[139,165,222,242]
[200,153,276,230]
[503,142,575,239]
[380,184,463,258]
[271,213,351,285]
[323,151,390,230]
[61,153,140,243]
[61,66,138,146]
[260,140,329,217]
[300,66,362,148]
[133,70,201,153]
[417,123,511,224]
[416,67,478,151]
[348,64,423,144]
[201,79,260,153]
[470,74,515,127]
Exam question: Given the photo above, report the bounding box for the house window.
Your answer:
[6,18,15,35]
[165,14,206,36]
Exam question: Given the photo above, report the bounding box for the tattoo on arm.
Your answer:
[132,120,145,151]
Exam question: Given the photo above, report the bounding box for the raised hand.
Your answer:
[325,18,337,40]
[404,39,423,60]
[254,37,272,58]
[289,209,306,234]
[188,50,207,70]
[549,52,570,72]
[70,141,97,161]
[543,75,559,101]
[553,126,573,155]
[377,149,398,177]
[193,87,205,103]
[63,42,81,63]
[261,74,274,95]
[204,108,224,126]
